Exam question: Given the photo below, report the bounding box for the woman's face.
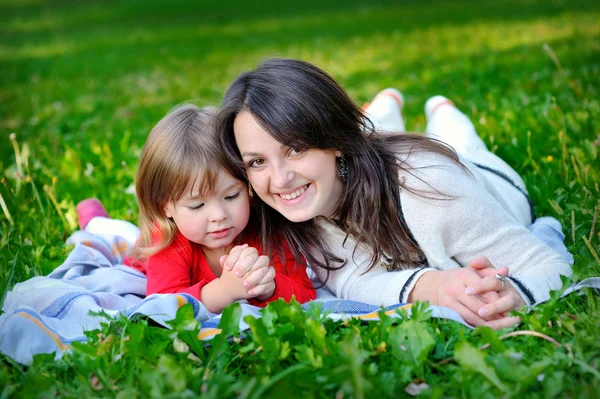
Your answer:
[233,110,345,222]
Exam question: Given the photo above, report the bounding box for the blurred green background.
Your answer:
[1,1,600,396]
[1,0,599,303]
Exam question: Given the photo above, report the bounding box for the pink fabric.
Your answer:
[76,198,109,230]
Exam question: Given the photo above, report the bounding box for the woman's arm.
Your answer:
[400,153,572,319]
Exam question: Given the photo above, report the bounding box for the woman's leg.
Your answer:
[363,88,406,133]
[425,96,532,225]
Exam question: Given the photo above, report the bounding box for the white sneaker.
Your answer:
[425,95,488,153]
[364,88,406,133]
[424,95,454,121]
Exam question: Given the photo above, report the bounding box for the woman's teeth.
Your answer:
[279,185,308,200]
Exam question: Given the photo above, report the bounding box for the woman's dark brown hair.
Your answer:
[217,58,462,273]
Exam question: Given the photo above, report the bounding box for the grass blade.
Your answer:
[1,252,18,309]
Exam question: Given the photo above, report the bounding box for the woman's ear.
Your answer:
[335,150,342,157]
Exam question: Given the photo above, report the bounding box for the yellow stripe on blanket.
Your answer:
[16,312,70,351]
[197,328,222,340]
[176,295,188,308]
[356,303,413,320]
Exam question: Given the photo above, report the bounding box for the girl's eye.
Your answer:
[189,203,204,211]
[289,148,304,156]
[249,158,265,167]
[225,192,240,201]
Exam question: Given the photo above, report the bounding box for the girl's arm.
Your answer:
[145,235,210,299]
[146,235,248,313]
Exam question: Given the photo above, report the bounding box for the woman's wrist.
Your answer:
[407,270,442,303]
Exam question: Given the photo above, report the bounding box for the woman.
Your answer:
[217,58,572,329]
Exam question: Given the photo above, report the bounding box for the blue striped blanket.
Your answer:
[1,220,596,366]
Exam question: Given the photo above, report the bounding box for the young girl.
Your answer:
[114,104,314,313]
[217,58,572,329]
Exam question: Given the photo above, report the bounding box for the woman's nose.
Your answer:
[271,162,294,188]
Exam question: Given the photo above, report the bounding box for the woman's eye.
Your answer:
[249,158,265,167]
[289,148,304,156]
[189,203,204,211]
[225,192,240,201]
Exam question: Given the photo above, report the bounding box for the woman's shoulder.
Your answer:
[396,149,469,193]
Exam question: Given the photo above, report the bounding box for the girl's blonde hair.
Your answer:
[131,104,239,259]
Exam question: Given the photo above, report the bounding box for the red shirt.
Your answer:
[126,232,315,307]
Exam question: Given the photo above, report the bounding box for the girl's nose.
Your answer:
[209,204,228,222]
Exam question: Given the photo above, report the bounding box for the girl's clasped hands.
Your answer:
[219,244,277,302]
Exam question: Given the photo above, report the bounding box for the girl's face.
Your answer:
[233,110,344,222]
[164,171,250,250]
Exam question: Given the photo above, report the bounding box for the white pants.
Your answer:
[364,97,533,226]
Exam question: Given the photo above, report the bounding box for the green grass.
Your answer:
[1,0,599,397]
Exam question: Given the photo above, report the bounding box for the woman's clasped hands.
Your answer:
[409,255,525,329]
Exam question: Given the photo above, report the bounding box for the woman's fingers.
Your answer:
[478,294,518,319]
[465,275,505,296]
[476,266,509,280]
[449,302,488,327]
[469,255,492,270]
[484,315,521,330]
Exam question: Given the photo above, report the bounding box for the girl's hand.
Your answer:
[217,264,253,301]
[220,245,277,300]
[248,266,276,301]
[465,255,524,329]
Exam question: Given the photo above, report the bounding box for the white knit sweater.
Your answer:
[311,151,572,307]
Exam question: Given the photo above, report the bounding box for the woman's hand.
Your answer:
[408,267,501,327]
[465,255,525,329]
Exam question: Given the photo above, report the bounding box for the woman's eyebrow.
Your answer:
[241,151,262,157]
[241,144,287,157]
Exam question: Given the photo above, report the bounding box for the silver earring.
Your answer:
[338,154,348,183]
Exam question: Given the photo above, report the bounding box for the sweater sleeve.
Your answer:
[311,218,438,307]
[145,236,210,301]
[399,152,573,305]
[247,241,316,307]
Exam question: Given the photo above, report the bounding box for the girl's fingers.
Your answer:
[243,261,272,289]
[478,294,518,319]
[484,315,521,330]
[229,247,259,276]
[247,267,276,295]
[224,244,249,270]
[238,255,269,279]
[248,280,276,298]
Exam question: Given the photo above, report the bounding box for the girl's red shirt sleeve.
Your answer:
[143,232,215,300]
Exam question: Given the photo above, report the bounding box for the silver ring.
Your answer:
[495,273,506,290]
